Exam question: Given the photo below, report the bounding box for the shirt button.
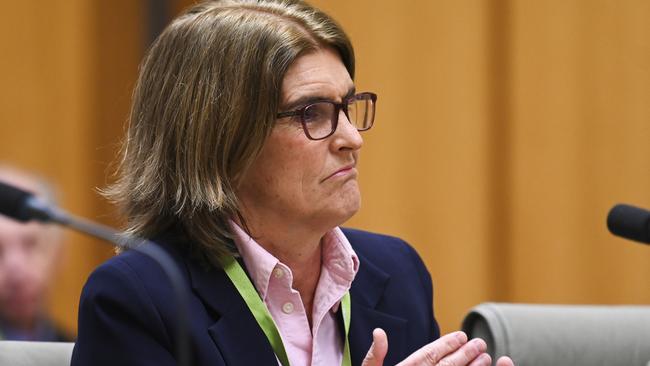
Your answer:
[281,302,294,314]
[272,268,284,279]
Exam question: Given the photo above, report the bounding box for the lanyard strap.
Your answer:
[341,291,352,366]
[220,255,351,366]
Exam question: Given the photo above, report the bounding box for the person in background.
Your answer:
[0,165,72,342]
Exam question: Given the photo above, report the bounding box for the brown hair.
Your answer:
[106,0,355,266]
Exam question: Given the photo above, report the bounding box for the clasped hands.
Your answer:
[362,329,514,366]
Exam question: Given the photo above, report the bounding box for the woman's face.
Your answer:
[237,47,363,234]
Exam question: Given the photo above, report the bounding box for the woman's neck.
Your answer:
[240,217,325,326]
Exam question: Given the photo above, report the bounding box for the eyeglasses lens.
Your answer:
[347,96,374,131]
[302,93,376,140]
[303,103,335,139]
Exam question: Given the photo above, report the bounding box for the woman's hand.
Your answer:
[362,329,514,366]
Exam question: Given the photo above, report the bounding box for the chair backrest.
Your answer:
[462,303,650,366]
[0,341,74,366]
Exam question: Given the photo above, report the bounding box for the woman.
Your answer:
[72,1,513,365]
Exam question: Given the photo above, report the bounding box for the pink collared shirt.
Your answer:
[231,223,359,366]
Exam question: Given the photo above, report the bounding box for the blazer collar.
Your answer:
[350,253,390,308]
[185,255,278,365]
[348,251,409,366]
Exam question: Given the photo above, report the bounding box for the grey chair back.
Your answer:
[0,341,74,366]
[462,303,650,366]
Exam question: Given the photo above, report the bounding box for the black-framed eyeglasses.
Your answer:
[276,92,377,140]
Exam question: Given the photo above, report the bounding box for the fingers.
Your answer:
[397,331,468,365]
[361,328,389,366]
[364,329,502,366]
[496,356,515,366]
[467,352,492,366]
[436,338,488,366]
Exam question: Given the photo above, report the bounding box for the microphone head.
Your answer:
[0,180,34,222]
[607,204,650,244]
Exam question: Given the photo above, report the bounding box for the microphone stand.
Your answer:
[38,202,190,366]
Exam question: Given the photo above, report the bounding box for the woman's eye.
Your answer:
[303,104,328,124]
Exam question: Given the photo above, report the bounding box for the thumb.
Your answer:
[361,328,388,366]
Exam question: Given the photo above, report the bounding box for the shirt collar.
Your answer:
[230,222,359,302]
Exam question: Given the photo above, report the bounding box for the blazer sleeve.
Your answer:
[71,256,178,366]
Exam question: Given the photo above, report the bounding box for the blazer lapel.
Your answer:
[348,253,408,366]
[186,258,278,365]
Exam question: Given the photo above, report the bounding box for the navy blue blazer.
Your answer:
[71,228,440,365]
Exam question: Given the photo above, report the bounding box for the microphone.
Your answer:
[0,180,62,222]
[607,204,650,245]
[0,180,190,365]
[0,180,125,244]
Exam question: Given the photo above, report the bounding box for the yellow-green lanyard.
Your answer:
[220,255,352,366]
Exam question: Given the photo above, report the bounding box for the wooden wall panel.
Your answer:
[506,0,650,304]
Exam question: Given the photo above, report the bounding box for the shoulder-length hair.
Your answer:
[106,0,355,266]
